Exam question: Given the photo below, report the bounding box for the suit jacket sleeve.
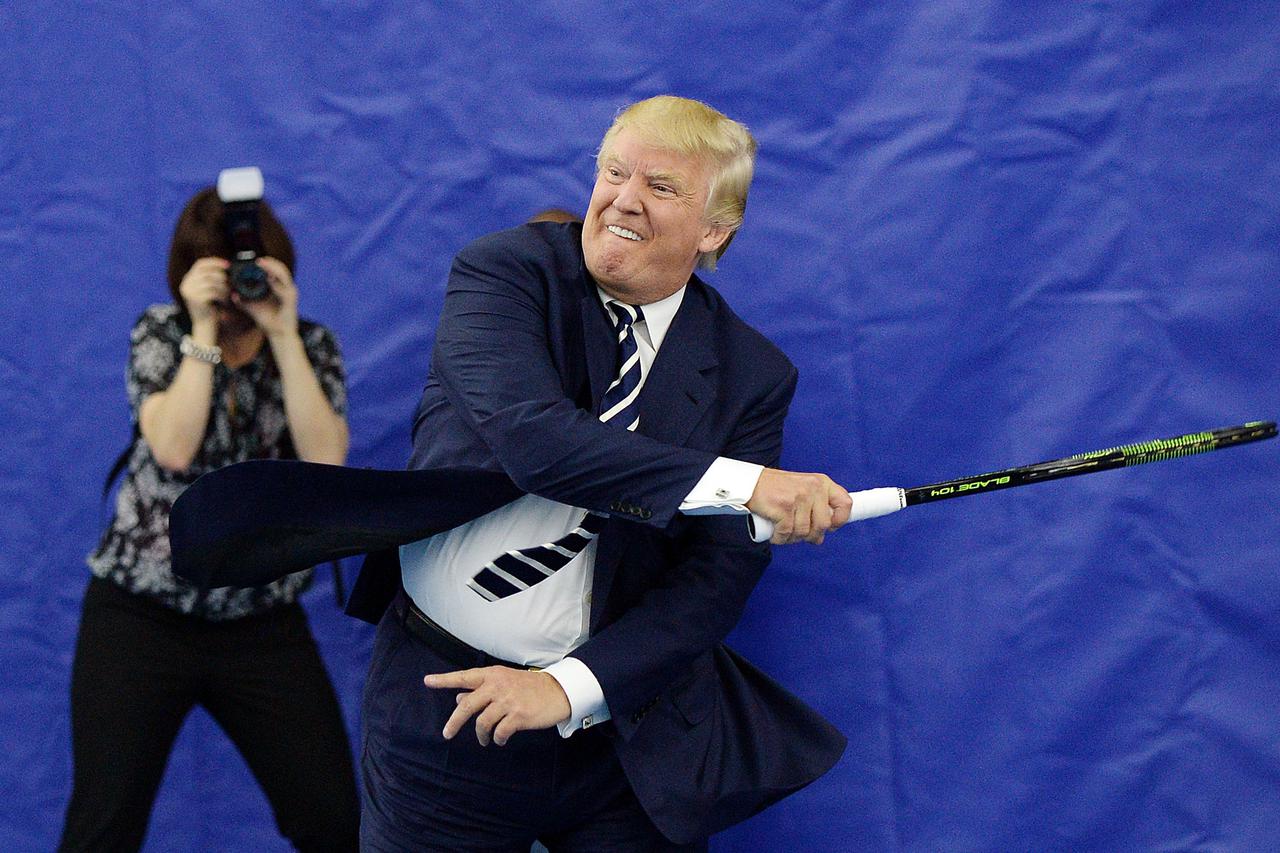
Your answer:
[429,230,717,526]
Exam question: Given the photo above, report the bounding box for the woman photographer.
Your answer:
[59,188,359,851]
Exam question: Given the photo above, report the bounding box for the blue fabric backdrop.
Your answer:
[2,2,1277,850]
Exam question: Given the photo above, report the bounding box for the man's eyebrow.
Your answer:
[601,156,694,193]
[644,169,691,191]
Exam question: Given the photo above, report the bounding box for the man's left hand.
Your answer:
[424,667,571,746]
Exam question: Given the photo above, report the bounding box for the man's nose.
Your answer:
[611,175,644,213]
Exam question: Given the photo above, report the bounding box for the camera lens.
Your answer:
[230,261,270,301]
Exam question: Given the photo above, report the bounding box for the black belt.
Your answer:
[392,589,540,671]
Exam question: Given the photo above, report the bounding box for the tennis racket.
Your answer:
[749,421,1277,542]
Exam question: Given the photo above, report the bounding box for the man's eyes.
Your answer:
[602,167,679,196]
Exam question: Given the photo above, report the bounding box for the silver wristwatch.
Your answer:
[179,334,223,365]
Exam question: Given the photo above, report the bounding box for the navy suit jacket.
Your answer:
[394,221,844,841]
[170,221,845,843]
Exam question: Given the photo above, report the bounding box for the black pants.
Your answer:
[59,576,360,852]
[359,593,707,852]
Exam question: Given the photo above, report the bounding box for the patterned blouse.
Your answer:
[88,304,347,620]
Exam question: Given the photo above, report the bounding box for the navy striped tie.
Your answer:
[468,301,645,601]
[597,302,645,430]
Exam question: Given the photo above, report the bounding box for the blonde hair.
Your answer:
[597,95,756,270]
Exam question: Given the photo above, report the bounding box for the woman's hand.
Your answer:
[244,258,348,464]
[178,257,230,331]
[145,257,228,471]
[234,256,299,340]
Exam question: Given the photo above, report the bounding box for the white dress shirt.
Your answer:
[401,285,762,735]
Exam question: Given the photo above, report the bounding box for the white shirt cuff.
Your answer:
[545,657,611,737]
[678,457,764,515]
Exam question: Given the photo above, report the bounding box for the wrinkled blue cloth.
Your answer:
[3,2,1278,850]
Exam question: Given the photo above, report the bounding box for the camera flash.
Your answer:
[217,167,265,203]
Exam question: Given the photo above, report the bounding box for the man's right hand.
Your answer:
[746,468,852,545]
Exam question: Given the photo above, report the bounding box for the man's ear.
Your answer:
[698,223,733,256]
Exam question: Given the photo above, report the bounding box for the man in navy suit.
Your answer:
[173,95,854,850]
[348,95,854,851]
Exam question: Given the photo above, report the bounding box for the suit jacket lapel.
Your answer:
[581,294,615,408]
[636,284,718,447]
[591,283,719,631]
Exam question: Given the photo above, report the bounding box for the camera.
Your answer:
[216,166,271,301]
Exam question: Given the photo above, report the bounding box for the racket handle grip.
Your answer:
[748,487,906,543]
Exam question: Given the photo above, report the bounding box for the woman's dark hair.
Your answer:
[165,187,296,307]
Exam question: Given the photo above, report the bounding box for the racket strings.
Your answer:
[1066,421,1275,467]
[1070,432,1216,464]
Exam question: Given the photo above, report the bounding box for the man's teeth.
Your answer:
[607,225,642,241]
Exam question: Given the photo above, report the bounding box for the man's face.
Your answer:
[581,128,730,305]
